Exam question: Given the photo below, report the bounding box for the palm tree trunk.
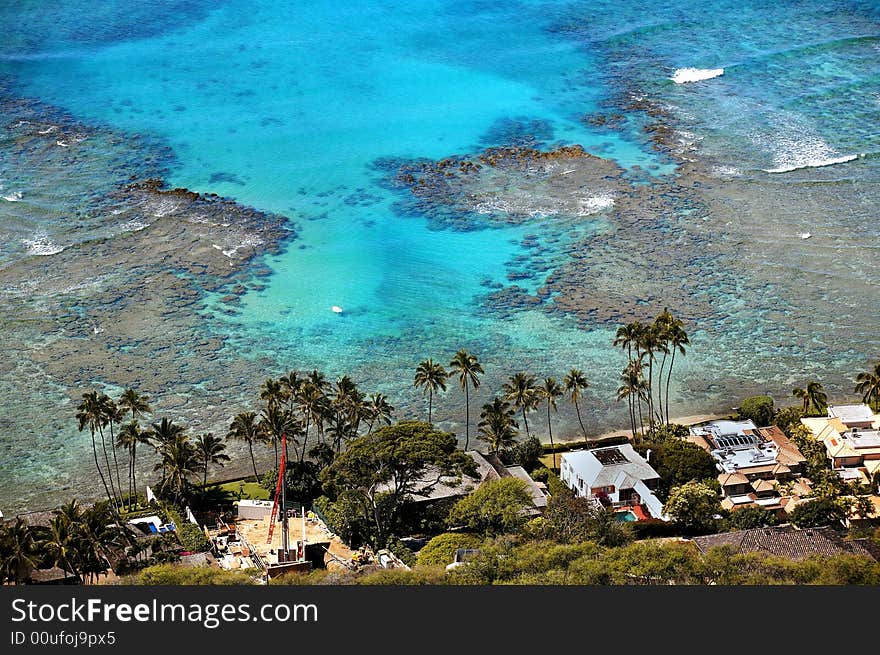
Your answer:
[636,395,645,439]
[428,389,433,424]
[522,407,531,439]
[97,426,119,506]
[548,405,556,471]
[248,441,259,482]
[131,445,138,511]
[203,456,209,487]
[657,350,668,425]
[273,437,278,470]
[90,429,115,509]
[574,397,587,438]
[665,349,676,426]
[109,422,123,508]
[464,385,470,450]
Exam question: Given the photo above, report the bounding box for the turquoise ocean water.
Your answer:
[1,0,879,511]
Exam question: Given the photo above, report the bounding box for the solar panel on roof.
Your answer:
[593,448,629,465]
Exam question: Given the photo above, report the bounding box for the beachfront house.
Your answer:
[559,444,666,521]
[800,404,880,486]
[688,420,808,516]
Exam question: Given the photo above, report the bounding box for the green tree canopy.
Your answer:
[637,438,718,499]
[738,395,775,427]
[321,421,476,546]
[447,478,533,535]
[663,481,722,533]
[788,497,847,529]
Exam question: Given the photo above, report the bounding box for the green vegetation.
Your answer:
[663,481,723,534]
[447,478,533,535]
[738,395,775,427]
[416,532,484,566]
[212,480,269,500]
[635,437,718,500]
[134,563,260,585]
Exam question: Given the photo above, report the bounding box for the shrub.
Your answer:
[738,395,775,427]
[447,478,533,535]
[385,537,417,567]
[177,522,212,552]
[789,497,847,528]
[137,564,259,585]
[416,533,484,567]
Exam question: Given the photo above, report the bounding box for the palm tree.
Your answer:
[146,417,187,487]
[279,370,302,411]
[613,321,643,366]
[563,368,590,438]
[97,394,124,507]
[638,324,666,427]
[792,387,809,413]
[153,432,201,505]
[413,359,448,423]
[0,518,38,585]
[617,361,648,438]
[259,404,299,467]
[117,388,152,509]
[502,372,539,439]
[42,513,80,583]
[260,377,286,409]
[116,421,150,511]
[76,391,115,510]
[477,397,518,454]
[541,377,564,470]
[193,433,231,487]
[226,411,266,481]
[855,360,880,411]
[663,315,689,424]
[118,388,152,422]
[365,393,394,434]
[449,349,484,450]
[77,502,129,584]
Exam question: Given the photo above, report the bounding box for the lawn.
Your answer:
[211,480,269,500]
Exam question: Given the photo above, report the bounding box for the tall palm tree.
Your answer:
[653,309,673,422]
[663,315,689,425]
[617,361,648,438]
[97,394,124,507]
[146,417,187,488]
[638,324,666,427]
[226,411,266,481]
[0,518,38,585]
[613,321,643,366]
[449,349,484,450]
[855,361,880,411]
[365,393,394,434]
[279,370,302,411]
[118,388,152,422]
[502,372,539,439]
[563,368,590,438]
[477,397,518,454]
[76,391,115,510]
[541,377,564,470]
[153,432,201,505]
[117,388,152,509]
[260,377,286,409]
[413,359,448,423]
[259,404,299,467]
[193,433,231,487]
[117,421,150,511]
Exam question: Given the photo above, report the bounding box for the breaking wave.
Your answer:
[22,234,64,256]
[671,67,724,84]
[763,153,861,173]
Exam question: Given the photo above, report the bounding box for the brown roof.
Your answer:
[751,479,776,492]
[692,526,879,561]
[718,472,750,486]
[29,567,76,583]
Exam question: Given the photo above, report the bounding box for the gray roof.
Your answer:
[691,525,880,561]
[396,451,497,503]
[561,444,660,489]
[505,465,549,509]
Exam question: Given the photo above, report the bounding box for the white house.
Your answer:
[559,444,666,520]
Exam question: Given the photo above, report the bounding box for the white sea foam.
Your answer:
[2,191,23,202]
[763,153,860,173]
[577,194,615,215]
[37,125,58,135]
[218,235,264,258]
[118,220,148,232]
[23,234,64,256]
[711,165,741,177]
[671,67,724,84]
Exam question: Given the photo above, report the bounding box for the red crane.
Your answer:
[266,433,287,547]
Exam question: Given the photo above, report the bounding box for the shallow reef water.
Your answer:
[0,0,878,512]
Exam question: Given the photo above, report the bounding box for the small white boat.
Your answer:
[799,232,812,239]
[331,305,343,314]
